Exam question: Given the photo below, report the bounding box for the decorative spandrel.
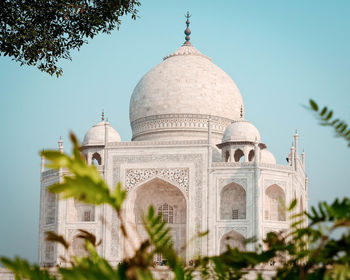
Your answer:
[125,167,189,196]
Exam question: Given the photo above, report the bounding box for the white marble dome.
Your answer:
[260,149,276,164]
[129,44,244,141]
[82,121,121,146]
[222,120,261,143]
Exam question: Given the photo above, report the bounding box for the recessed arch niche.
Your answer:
[220,230,246,253]
[220,182,246,220]
[264,184,286,221]
[125,177,187,260]
[71,236,88,257]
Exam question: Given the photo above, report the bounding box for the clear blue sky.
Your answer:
[0,0,349,263]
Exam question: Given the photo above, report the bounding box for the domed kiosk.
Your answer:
[222,120,261,143]
[82,120,121,146]
[80,115,121,166]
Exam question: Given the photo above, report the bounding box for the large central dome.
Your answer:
[129,43,244,142]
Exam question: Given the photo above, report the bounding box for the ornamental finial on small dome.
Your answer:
[184,11,191,45]
[240,105,244,119]
[101,110,104,121]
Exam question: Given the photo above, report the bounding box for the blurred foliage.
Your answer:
[0,0,140,77]
[1,132,349,279]
[308,99,350,147]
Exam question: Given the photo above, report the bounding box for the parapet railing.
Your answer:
[41,169,59,178]
[108,139,208,147]
[212,162,255,167]
[212,162,293,171]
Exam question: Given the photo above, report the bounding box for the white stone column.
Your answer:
[243,146,250,163]
[230,147,235,162]
[254,140,261,249]
[41,154,45,173]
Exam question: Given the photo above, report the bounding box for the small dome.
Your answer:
[260,149,276,165]
[222,120,261,143]
[82,121,121,146]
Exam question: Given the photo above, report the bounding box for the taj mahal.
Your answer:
[38,15,308,268]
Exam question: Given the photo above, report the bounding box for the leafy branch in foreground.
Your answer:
[0,0,140,76]
[308,99,350,146]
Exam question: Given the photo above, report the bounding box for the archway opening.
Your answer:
[220,182,246,220]
[264,184,286,221]
[92,152,102,165]
[234,149,244,162]
[72,236,88,257]
[220,230,246,253]
[126,177,187,262]
[248,150,255,162]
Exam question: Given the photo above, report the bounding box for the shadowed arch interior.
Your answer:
[71,236,88,257]
[127,177,187,261]
[92,152,102,165]
[220,230,246,253]
[248,149,255,161]
[264,184,286,221]
[220,182,246,220]
[234,149,244,162]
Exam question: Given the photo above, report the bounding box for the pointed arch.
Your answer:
[264,184,286,221]
[220,182,246,220]
[92,152,101,165]
[220,230,246,253]
[71,235,88,257]
[125,177,187,260]
[234,149,244,162]
[248,149,255,161]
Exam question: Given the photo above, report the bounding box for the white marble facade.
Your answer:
[38,40,308,268]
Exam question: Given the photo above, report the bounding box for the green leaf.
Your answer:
[324,110,333,121]
[288,199,297,211]
[320,106,327,116]
[309,99,318,111]
[111,182,127,211]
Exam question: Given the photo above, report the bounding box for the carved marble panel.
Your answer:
[110,210,120,257]
[218,227,248,239]
[263,179,287,192]
[125,168,189,196]
[218,178,248,191]
[112,153,204,254]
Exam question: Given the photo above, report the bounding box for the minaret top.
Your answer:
[184,11,191,45]
[58,136,63,153]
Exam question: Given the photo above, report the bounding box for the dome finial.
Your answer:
[184,11,191,45]
[101,110,104,121]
